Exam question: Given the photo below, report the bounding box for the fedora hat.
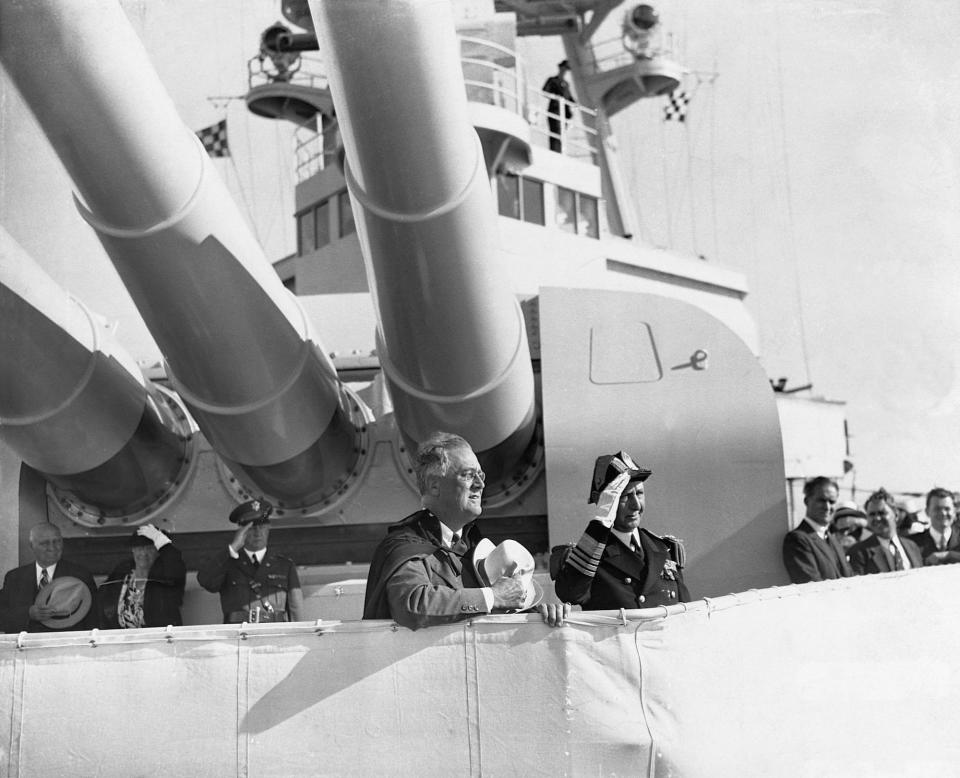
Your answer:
[472,539,542,611]
[35,576,92,629]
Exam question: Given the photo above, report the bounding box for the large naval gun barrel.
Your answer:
[0,0,361,510]
[311,0,538,490]
[0,228,191,525]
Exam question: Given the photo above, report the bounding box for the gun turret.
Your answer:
[0,0,362,512]
[0,228,192,525]
[310,0,539,496]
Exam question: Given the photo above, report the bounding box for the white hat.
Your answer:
[472,539,542,610]
[34,576,92,629]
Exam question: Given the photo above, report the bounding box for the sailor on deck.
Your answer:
[551,451,690,610]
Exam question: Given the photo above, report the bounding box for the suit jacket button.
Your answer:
[624,577,632,584]
[638,595,646,603]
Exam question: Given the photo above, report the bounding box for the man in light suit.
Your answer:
[362,431,528,630]
[849,489,922,575]
[0,522,98,632]
[782,476,854,584]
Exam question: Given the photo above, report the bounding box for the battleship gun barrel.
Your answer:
[310,0,538,484]
[0,228,190,522]
[0,0,361,508]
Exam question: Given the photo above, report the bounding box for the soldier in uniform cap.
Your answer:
[197,499,303,623]
[551,451,689,610]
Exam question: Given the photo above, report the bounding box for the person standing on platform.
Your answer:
[913,488,960,565]
[543,60,575,153]
[782,476,853,584]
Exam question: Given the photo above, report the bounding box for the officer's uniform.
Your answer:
[551,451,689,610]
[196,499,301,623]
[552,523,688,609]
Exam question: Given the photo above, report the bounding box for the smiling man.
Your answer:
[362,431,528,629]
[551,451,689,610]
[848,489,922,575]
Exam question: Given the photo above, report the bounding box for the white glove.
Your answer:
[137,523,171,550]
[592,472,632,528]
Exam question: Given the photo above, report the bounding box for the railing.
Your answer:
[247,52,329,92]
[588,30,679,73]
[287,36,601,184]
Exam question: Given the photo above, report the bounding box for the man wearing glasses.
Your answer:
[362,431,528,629]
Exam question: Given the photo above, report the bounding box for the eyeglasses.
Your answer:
[455,468,486,484]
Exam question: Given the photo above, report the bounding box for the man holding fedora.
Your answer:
[363,431,538,630]
[197,498,303,624]
[551,451,690,610]
[0,522,98,632]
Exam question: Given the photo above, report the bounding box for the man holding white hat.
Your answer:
[0,522,98,632]
[363,431,543,630]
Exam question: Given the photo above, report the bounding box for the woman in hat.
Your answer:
[99,524,187,629]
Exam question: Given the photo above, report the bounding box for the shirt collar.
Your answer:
[611,528,640,548]
[246,548,266,564]
[35,562,56,583]
[929,525,950,545]
[803,518,829,540]
[436,520,458,549]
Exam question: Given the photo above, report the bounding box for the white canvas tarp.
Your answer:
[0,566,958,776]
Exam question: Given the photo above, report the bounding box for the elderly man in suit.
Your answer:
[849,489,922,575]
[912,488,960,565]
[362,431,532,630]
[0,522,98,632]
[782,476,854,584]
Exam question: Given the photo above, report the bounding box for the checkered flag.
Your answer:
[663,90,690,122]
[196,118,230,157]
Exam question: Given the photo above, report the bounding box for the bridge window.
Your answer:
[556,186,577,234]
[497,173,544,225]
[578,194,599,238]
[338,191,356,237]
[298,207,316,254]
[522,177,545,226]
[316,201,331,248]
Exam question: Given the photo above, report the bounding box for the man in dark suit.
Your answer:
[197,499,303,623]
[849,488,923,575]
[552,451,689,610]
[782,476,854,583]
[0,522,98,632]
[912,488,960,566]
[362,432,527,630]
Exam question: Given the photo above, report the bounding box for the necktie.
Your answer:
[451,532,460,548]
[249,554,260,568]
[39,569,49,589]
[941,535,949,551]
[890,542,904,571]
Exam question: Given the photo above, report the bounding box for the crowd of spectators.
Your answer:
[783,477,960,584]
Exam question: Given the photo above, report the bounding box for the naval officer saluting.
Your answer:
[197,499,303,623]
[551,451,689,610]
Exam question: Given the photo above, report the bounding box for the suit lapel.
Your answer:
[868,538,893,572]
[604,536,646,581]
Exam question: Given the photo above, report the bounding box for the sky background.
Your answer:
[1,0,958,499]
